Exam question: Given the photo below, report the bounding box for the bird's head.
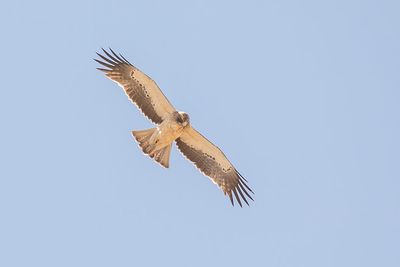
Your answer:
[177,111,190,127]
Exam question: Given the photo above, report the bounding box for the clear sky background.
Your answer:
[0,0,399,266]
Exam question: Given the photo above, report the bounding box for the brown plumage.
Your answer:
[95,48,254,207]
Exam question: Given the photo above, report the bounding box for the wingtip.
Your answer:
[119,53,132,65]
[237,185,250,206]
[227,191,234,206]
[233,188,243,207]
[96,67,109,72]
[238,175,255,195]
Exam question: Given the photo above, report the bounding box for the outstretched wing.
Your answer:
[176,127,254,207]
[95,48,176,124]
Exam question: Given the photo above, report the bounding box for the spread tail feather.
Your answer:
[153,144,172,168]
[131,129,172,168]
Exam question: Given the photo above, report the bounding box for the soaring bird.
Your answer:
[95,48,254,206]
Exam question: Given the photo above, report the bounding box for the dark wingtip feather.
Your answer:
[232,188,243,207]
[109,48,125,63]
[102,48,120,63]
[238,181,254,201]
[236,186,250,206]
[236,170,248,182]
[96,68,110,72]
[94,58,114,69]
[119,53,132,65]
[237,172,254,194]
[227,191,234,206]
[96,52,118,65]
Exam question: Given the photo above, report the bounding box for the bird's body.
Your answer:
[95,48,254,207]
[132,111,189,168]
[152,111,189,150]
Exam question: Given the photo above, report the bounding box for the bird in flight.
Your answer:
[95,48,254,207]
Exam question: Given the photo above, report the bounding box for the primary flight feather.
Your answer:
[95,48,254,207]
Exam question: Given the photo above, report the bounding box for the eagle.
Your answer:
[95,48,254,207]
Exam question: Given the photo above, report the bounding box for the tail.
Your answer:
[131,128,172,168]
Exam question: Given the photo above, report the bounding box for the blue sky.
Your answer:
[0,0,399,266]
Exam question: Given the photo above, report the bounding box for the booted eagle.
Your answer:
[95,48,254,207]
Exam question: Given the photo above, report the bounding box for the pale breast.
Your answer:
[152,118,184,149]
